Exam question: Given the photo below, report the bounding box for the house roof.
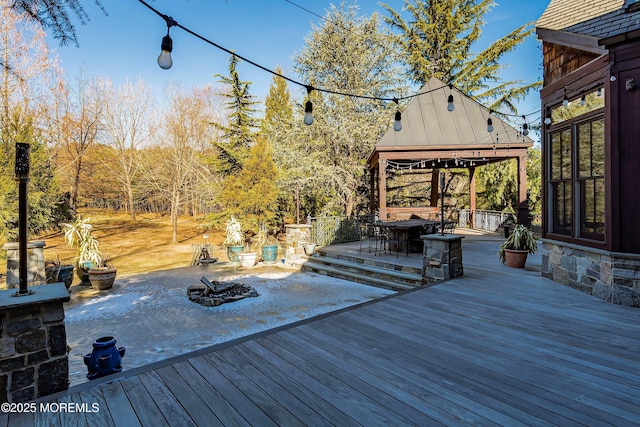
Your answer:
[376,77,533,150]
[536,0,640,49]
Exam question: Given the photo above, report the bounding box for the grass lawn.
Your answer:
[1,210,227,286]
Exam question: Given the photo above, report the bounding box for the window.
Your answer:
[547,114,605,241]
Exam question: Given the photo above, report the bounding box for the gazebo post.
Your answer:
[430,169,439,207]
[369,167,376,215]
[517,153,529,226]
[378,159,387,220]
[469,166,476,229]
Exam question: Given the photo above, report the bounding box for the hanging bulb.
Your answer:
[596,87,603,97]
[447,94,455,112]
[158,34,173,70]
[544,108,552,125]
[580,94,586,106]
[562,94,569,107]
[393,111,402,132]
[487,117,494,133]
[521,116,529,136]
[303,100,313,126]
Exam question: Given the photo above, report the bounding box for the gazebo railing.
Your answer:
[459,209,542,234]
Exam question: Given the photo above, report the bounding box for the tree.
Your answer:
[382,0,540,112]
[293,2,408,216]
[99,78,153,222]
[220,136,279,234]
[140,85,215,243]
[211,55,259,175]
[8,0,106,46]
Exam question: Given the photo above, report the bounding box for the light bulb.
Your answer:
[610,75,617,82]
[580,95,586,106]
[562,95,569,107]
[522,123,529,136]
[544,117,552,125]
[158,34,173,70]
[596,88,603,97]
[447,94,455,112]
[393,111,402,132]
[303,100,313,126]
[486,118,494,133]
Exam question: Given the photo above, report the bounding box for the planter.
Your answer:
[303,244,316,256]
[88,267,117,290]
[503,249,529,268]
[226,245,244,266]
[45,265,75,290]
[83,336,126,380]
[238,252,257,268]
[262,245,278,264]
[76,263,93,286]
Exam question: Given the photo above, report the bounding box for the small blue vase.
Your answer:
[84,336,126,380]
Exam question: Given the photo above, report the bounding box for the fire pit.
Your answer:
[187,276,258,307]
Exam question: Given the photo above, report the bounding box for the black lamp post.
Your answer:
[440,171,445,236]
[15,142,32,296]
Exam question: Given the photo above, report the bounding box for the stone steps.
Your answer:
[294,252,424,292]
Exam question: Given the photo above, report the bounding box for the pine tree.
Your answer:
[293,2,408,216]
[220,136,279,233]
[211,55,259,175]
[382,0,540,112]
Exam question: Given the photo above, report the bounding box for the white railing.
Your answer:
[458,209,515,232]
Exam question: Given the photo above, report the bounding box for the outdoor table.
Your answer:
[382,219,439,255]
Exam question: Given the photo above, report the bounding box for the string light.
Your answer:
[544,107,552,125]
[137,0,541,128]
[157,14,177,69]
[580,94,586,106]
[521,115,529,136]
[562,89,569,107]
[393,98,402,132]
[487,112,494,133]
[447,84,455,112]
[304,86,314,126]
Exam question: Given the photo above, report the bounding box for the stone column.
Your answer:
[0,283,70,402]
[3,241,46,287]
[284,224,312,265]
[422,234,464,283]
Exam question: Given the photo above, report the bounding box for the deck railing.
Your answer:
[307,215,372,246]
[458,209,541,234]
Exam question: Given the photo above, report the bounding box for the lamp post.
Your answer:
[440,171,445,236]
[15,142,33,296]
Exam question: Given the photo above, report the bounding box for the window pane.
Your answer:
[582,180,595,233]
[561,129,571,180]
[551,132,561,179]
[595,178,605,234]
[578,122,591,178]
[592,118,605,177]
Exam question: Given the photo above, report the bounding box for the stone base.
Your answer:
[542,239,640,307]
[0,283,70,402]
[422,234,464,283]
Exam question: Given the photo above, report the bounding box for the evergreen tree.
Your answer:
[382,0,540,112]
[293,2,408,216]
[261,68,297,222]
[220,136,279,234]
[211,55,259,175]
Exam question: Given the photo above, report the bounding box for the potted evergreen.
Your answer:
[498,224,538,268]
[224,216,245,266]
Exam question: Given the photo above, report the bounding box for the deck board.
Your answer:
[21,251,640,426]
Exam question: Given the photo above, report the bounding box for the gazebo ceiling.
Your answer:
[369,77,533,168]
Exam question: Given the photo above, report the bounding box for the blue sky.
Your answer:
[48,0,550,126]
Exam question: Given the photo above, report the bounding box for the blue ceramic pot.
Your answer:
[83,336,126,380]
[262,245,278,264]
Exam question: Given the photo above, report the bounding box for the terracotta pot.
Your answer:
[88,267,117,290]
[504,249,529,268]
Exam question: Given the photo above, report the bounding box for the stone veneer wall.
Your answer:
[422,234,464,283]
[542,240,640,307]
[0,283,70,402]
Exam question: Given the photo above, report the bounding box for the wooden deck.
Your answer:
[6,240,640,426]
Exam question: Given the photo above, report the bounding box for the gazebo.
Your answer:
[367,77,534,225]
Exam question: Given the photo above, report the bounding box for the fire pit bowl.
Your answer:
[187,276,258,307]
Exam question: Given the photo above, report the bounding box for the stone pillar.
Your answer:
[284,224,312,265]
[0,283,70,402]
[422,234,464,283]
[3,241,46,288]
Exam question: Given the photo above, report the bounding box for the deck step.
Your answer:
[294,255,423,292]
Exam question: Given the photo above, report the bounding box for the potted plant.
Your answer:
[261,233,280,265]
[44,256,75,291]
[87,253,117,290]
[498,224,538,268]
[63,216,117,289]
[238,245,258,268]
[224,216,245,266]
